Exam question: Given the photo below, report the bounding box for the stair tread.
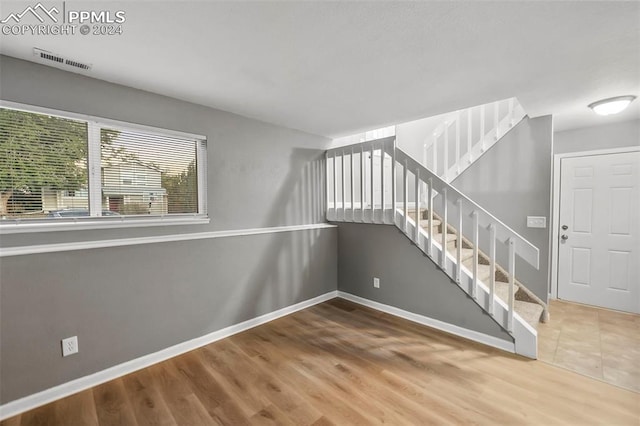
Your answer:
[447,247,474,262]
[462,259,491,280]
[493,280,519,303]
[433,233,457,242]
[419,219,441,227]
[514,300,544,330]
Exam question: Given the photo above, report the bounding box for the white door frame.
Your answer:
[550,145,640,300]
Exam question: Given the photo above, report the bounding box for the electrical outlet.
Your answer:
[62,336,78,357]
[527,216,547,229]
[373,277,380,288]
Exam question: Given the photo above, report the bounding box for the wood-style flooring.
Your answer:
[538,298,640,392]
[2,299,639,425]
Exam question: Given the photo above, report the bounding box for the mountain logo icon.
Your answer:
[1,3,59,24]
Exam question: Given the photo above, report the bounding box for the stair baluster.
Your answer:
[432,133,438,176]
[403,159,408,233]
[380,145,385,223]
[360,146,365,221]
[489,224,496,314]
[472,211,479,298]
[443,125,449,179]
[369,143,374,219]
[391,141,396,224]
[508,238,516,332]
[333,151,338,215]
[456,198,463,283]
[428,177,434,258]
[441,188,448,268]
[325,151,329,217]
[414,169,420,243]
[350,147,355,220]
[341,148,346,220]
[423,142,428,171]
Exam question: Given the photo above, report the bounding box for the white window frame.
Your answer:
[0,100,209,234]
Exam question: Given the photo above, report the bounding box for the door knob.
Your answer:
[562,225,568,230]
[561,234,568,241]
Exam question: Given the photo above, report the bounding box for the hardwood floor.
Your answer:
[3,299,639,425]
[538,299,640,392]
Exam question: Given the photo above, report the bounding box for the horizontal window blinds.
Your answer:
[0,105,207,224]
[0,108,88,219]
[100,128,199,215]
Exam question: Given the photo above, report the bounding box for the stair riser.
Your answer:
[477,271,491,282]
[422,236,457,251]
[448,250,474,262]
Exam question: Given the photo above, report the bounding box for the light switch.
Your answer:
[527,216,547,229]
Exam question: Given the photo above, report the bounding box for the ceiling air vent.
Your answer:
[64,59,91,70]
[33,48,92,71]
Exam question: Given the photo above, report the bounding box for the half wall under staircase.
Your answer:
[326,136,545,359]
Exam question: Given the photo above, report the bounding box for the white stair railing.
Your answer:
[420,97,526,183]
[327,136,540,358]
[327,136,397,224]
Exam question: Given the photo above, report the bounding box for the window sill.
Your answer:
[0,216,210,234]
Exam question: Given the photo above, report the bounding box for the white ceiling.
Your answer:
[1,1,639,138]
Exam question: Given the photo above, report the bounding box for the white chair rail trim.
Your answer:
[0,223,337,257]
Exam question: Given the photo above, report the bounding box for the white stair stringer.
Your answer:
[395,210,537,359]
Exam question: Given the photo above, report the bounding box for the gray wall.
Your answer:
[554,119,639,154]
[337,223,512,342]
[0,56,337,403]
[1,230,336,403]
[451,116,553,302]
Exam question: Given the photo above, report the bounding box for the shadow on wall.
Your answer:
[212,148,331,325]
[266,147,327,227]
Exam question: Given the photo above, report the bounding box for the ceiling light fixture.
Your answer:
[588,95,636,116]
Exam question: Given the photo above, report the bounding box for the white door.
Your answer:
[558,151,640,313]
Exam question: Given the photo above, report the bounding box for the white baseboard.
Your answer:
[337,291,515,353]
[0,290,338,420]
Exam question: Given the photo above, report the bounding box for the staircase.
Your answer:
[326,135,546,359]
[399,97,526,183]
[408,208,546,329]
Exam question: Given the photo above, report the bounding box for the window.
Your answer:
[0,102,207,232]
